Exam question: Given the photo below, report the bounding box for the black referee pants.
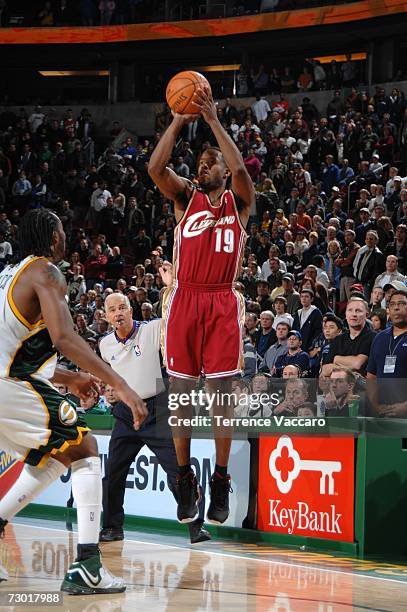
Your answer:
[102,396,205,529]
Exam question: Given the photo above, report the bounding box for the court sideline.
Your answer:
[0,518,406,611]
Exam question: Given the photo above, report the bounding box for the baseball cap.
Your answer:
[274,295,287,304]
[383,280,407,292]
[350,283,364,293]
[287,330,302,340]
[394,176,402,182]
[332,186,340,192]
[359,207,369,214]
[128,286,138,292]
[282,273,295,282]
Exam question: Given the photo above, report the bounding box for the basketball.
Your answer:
[166,70,210,115]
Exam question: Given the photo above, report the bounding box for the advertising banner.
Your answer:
[0,437,250,528]
[257,435,355,541]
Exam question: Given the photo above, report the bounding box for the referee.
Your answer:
[99,292,210,544]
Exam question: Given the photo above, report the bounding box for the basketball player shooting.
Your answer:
[149,86,255,525]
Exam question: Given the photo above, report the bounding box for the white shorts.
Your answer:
[0,377,90,468]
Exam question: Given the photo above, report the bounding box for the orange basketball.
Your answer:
[166,70,210,115]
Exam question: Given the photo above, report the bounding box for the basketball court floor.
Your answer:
[1,517,406,611]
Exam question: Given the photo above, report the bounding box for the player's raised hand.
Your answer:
[171,112,199,127]
[116,383,148,430]
[193,86,217,124]
[158,260,173,287]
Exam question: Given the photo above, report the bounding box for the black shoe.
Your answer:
[99,528,124,542]
[207,473,232,525]
[0,519,8,538]
[188,521,211,544]
[175,471,201,523]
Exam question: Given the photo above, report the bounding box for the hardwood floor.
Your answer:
[0,520,406,611]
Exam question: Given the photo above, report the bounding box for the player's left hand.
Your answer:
[67,371,101,400]
[193,86,218,124]
[159,261,174,287]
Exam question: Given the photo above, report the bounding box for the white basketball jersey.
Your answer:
[0,256,57,380]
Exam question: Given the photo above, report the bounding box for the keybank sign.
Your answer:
[257,435,355,542]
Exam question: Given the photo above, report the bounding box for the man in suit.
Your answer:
[353,231,386,300]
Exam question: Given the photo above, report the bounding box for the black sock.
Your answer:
[178,464,192,478]
[76,543,99,562]
[215,464,227,477]
[0,518,7,538]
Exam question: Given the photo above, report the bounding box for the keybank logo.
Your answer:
[257,436,354,541]
[269,436,342,495]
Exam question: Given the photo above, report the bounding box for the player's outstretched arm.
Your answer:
[193,87,255,222]
[32,260,147,429]
[148,114,195,207]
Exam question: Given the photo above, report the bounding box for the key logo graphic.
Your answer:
[269,436,341,495]
[257,436,354,541]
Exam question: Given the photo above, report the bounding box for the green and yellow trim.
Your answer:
[6,326,52,379]
[7,256,45,330]
[36,426,90,468]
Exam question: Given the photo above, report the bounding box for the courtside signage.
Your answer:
[257,436,355,541]
[0,451,24,497]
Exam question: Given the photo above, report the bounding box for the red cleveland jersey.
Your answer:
[173,188,247,286]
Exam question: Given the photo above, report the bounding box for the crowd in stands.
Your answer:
[0,0,362,28]
[1,80,407,418]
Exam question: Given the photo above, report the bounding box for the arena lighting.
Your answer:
[196,64,240,72]
[312,53,367,64]
[38,70,110,77]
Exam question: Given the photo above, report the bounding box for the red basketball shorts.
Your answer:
[162,282,245,379]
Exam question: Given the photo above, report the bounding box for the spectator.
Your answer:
[292,288,323,353]
[336,229,360,305]
[281,273,300,315]
[352,231,385,299]
[0,231,12,270]
[272,295,294,329]
[255,279,274,312]
[75,313,97,342]
[260,321,289,374]
[311,313,343,372]
[84,244,108,289]
[374,254,406,288]
[255,310,276,359]
[274,378,309,417]
[367,289,407,417]
[141,302,155,321]
[322,367,357,417]
[322,297,376,377]
[99,0,115,25]
[274,331,310,378]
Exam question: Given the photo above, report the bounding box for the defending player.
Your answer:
[149,86,255,524]
[0,209,147,594]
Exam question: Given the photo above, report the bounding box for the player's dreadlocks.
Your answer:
[18,209,60,260]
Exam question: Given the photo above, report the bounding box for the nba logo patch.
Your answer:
[134,345,142,356]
